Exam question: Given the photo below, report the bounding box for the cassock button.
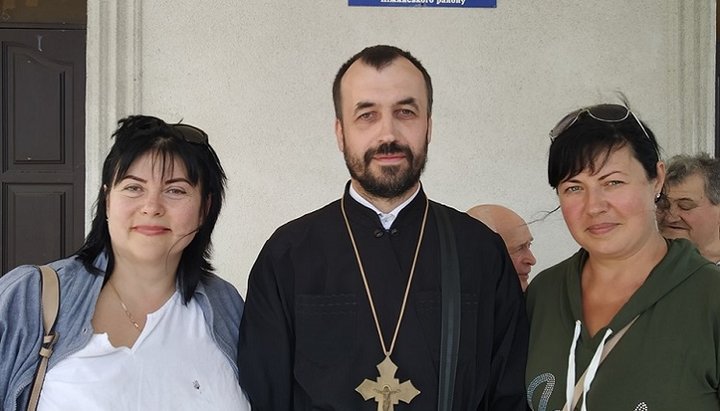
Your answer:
[374,229,384,238]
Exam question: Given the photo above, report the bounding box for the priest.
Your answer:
[238,44,529,410]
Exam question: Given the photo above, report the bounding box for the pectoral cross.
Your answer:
[356,356,420,411]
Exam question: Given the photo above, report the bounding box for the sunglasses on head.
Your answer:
[549,104,651,142]
[173,123,209,145]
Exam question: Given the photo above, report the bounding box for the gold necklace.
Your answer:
[107,280,141,331]
[341,195,428,411]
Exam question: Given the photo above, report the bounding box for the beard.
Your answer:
[343,137,428,199]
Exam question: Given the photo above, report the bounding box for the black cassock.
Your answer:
[238,184,529,410]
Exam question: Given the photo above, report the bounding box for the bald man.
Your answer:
[467,204,536,291]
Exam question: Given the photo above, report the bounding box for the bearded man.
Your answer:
[238,45,528,410]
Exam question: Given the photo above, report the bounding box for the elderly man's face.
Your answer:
[658,172,720,252]
[500,224,536,291]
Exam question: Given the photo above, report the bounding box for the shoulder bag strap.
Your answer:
[26,265,60,411]
[564,314,639,411]
[432,203,461,411]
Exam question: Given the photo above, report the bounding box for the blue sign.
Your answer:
[349,0,495,7]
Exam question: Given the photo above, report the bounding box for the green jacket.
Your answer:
[526,239,720,411]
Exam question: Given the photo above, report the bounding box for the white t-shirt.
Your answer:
[39,292,250,411]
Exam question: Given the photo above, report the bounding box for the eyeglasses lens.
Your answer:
[550,109,583,139]
[585,104,630,122]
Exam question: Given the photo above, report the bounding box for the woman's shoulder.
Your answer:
[664,239,720,290]
[196,275,244,338]
[528,250,584,291]
[198,274,243,306]
[0,256,99,338]
[680,259,720,297]
[0,264,41,304]
[1,256,85,294]
[202,273,240,292]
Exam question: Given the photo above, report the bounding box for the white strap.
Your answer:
[580,329,612,411]
[564,321,582,411]
[563,315,639,411]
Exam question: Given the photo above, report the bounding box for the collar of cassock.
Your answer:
[345,181,425,232]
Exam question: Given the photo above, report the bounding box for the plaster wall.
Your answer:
[87,0,716,294]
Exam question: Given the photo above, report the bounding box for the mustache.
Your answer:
[363,142,413,164]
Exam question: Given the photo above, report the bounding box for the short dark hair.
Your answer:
[76,115,227,303]
[332,45,433,121]
[548,106,661,189]
[665,153,720,204]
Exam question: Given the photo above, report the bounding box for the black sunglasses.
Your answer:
[173,123,209,145]
[549,104,651,142]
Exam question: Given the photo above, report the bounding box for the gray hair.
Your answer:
[665,153,720,204]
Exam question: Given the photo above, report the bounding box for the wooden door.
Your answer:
[0,28,86,274]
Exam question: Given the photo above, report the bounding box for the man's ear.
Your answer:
[427,117,432,144]
[335,119,345,152]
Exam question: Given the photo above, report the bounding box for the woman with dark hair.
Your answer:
[525,104,720,410]
[0,115,251,410]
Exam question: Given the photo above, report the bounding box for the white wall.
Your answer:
[87,0,716,295]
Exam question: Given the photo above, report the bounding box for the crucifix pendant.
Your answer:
[356,356,420,411]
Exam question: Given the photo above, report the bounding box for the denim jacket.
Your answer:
[0,253,244,411]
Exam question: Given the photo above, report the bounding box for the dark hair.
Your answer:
[76,115,227,303]
[332,44,433,121]
[665,153,720,204]
[548,106,661,189]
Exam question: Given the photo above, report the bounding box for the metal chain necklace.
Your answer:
[107,280,141,331]
[341,195,429,411]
